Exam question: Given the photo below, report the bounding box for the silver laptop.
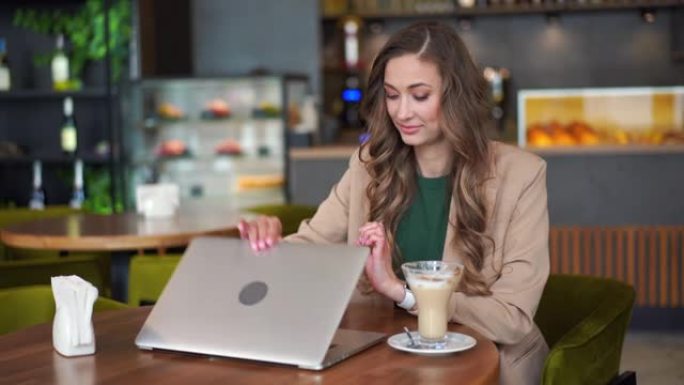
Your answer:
[135,236,385,370]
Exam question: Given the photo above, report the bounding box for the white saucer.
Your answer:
[387,331,477,355]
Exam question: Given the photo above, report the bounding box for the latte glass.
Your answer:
[401,260,464,349]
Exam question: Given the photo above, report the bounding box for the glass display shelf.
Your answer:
[517,86,684,150]
[126,75,309,208]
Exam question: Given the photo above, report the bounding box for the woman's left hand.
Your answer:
[356,222,405,303]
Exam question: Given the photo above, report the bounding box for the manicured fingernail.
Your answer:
[251,242,257,250]
[259,241,266,249]
[266,238,273,246]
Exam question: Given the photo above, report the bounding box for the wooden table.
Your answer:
[0,202,242,253]
[0,295,499,385]
[0,202,244,301]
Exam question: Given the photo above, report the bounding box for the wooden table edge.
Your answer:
[0,228,239,252]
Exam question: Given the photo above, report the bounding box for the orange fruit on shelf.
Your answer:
[527,127,553,147]
[551,131,577,146]
[577,131,600,145]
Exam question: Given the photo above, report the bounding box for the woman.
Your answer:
[239,21,549,385]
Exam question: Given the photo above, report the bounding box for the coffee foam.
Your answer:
[407,274,453,289]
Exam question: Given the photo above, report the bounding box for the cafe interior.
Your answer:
[0,0,683,384]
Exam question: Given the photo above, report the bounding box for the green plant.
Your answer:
[13,0,131,85]
[83,167,124,214]
[58,166,123,214]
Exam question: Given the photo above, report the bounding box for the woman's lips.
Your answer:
[398,124,421,135]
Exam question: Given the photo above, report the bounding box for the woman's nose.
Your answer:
[396,97,412,120]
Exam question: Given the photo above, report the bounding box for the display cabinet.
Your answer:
[126,75,309,208]
[517,86,684,148]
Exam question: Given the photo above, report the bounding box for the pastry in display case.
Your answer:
[200,99,232,120]
[518,86,684,148]
[157,102,186,121]
[126,75,310,208]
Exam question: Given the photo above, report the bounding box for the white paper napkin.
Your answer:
[51,275,99,357]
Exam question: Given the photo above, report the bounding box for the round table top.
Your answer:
[0,295,500,385]
[0,203,243,251]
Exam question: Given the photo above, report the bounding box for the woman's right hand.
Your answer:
[237,216,283,251]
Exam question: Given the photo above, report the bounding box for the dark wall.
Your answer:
[191,0,321,95]
[461,11,682,88]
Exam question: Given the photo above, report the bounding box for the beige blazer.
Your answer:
[286,141,550,385]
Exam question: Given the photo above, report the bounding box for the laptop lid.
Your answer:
[135,237,382,369]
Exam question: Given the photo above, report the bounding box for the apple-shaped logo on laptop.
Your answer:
[239,281,268,306]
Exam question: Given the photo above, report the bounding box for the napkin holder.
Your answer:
[51,276,99,357]
[135,183,180,218]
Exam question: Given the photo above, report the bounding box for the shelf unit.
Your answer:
[322,0,681,19]
[0,87,121,209]
[126,75,310,209]
[0,0,124,211]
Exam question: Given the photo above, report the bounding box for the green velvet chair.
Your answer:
[244,204,318,236]
[0,285,128,335]
[126,203,318,306]
[0,206,112,295]
[534,274,636,385]
[0,206,80,260]
[0,255,111,296]
[127,254,182,306]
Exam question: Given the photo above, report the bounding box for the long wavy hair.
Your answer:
[360,21,495,296]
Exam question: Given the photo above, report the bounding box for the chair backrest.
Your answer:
[0,285,128,335]
[0,256,110,294]
[0,206,81,260]
[0,206,80,229]
[534,274,636,385]
[246,204,317,236]
[128,254,183,306]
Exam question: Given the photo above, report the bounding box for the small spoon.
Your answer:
[403,326,417,348]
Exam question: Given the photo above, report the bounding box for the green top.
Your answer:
[395,174,451,271]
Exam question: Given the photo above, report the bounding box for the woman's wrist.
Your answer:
[388,279,407,303]
[395,282,416,310]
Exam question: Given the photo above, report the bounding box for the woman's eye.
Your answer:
[385,93,399,100]
[414,94,429,101]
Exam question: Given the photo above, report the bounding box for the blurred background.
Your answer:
[0,0,682,215]
[0,0,683,371]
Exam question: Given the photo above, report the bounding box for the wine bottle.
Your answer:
[69,159,85,209]
[61,97,77,155]
[0,38,10,91]
[29,160,46,210]
[51,34,69,91]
